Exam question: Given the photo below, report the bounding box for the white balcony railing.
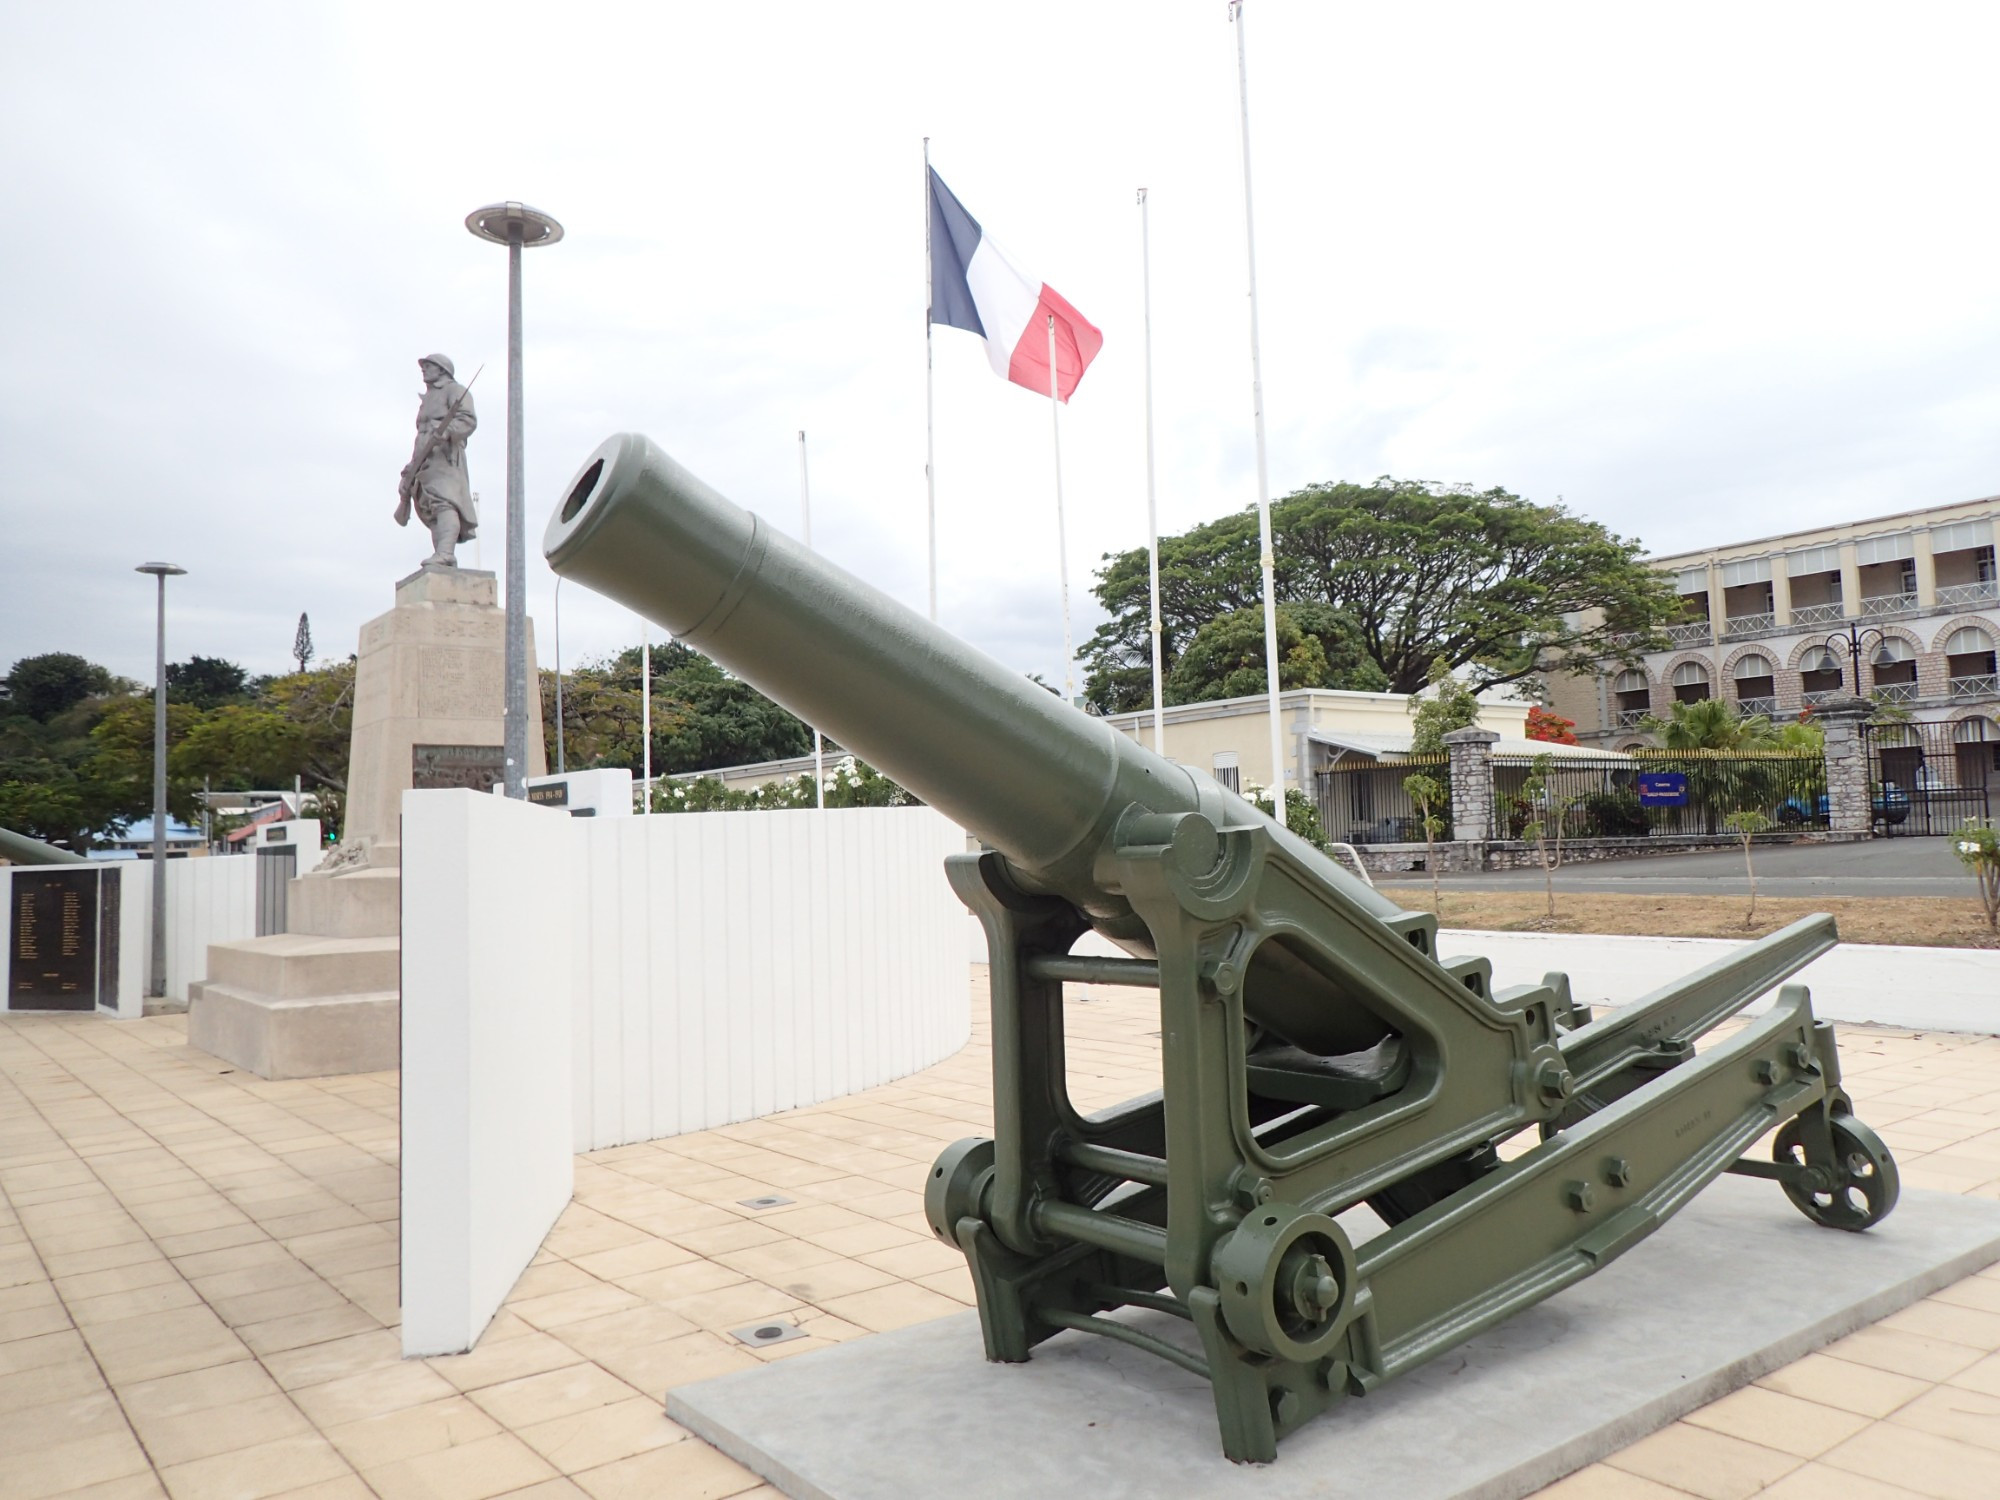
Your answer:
[1664,621,1711,646]
[1787,601,1844,627]
[1801,688,1847,709]
[1860,591,1919,618]
[1613,707,1650,728]
[1735,695,1779,718]
[1950,673,2000,700]
[1723,612,1776,638]
[1873,681,1919,703]
[1936,580,2000,609]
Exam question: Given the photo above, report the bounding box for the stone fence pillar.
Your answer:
[1443,728,1500,841]
[1818,699,1874,839]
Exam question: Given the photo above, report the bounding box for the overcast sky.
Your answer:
[5,2,1998,692]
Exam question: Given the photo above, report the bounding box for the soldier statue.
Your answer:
[396,354,479,568]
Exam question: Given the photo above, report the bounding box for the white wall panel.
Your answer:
[162,855,257,1001]
[566,807,969,1153]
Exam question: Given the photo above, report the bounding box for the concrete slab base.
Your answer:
[668,1178,2000,1500]
[187,982,398,1079]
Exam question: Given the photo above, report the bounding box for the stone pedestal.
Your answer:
[188,566,546,1079]
[345,566,546,858]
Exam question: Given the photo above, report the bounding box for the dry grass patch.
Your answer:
[1376,887,1999,949]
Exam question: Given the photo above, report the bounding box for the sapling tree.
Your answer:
[1518,753,1577,921]
[1402,771,1447,916]
[1955,820,2000,932]
[1722,809,1774,929]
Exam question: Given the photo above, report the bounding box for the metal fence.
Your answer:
[1315,756,1452,845]
[1867,720,1996,837]
[1490,751,1828,840]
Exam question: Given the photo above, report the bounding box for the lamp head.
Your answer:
[135,562,187,578]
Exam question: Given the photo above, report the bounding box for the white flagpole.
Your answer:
[923,137,939,623]
[1139,187,1165,754]
[1232,0,1290,808]
[640,622,651,813]
[1047,315,1075,704]
[798,429,826,809]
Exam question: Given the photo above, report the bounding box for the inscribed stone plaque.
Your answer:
[412,744,506,793]
[420,649,502,719]
[527,782,569,807]
[10,868,100,1011]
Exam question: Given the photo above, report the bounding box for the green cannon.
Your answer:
[544,434,1898,1463]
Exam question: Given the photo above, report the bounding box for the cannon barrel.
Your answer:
[543,435,1403,1038]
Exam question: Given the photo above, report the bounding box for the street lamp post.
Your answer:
[465,201,564,798]
[135,562,186,998]
[1821,621,1889,701]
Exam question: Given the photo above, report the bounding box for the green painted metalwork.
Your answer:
[542,434,1899,1464]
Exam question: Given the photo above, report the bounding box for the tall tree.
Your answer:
[293,613,314,674]
[165,656,252,710]
[3,653,114,721]
[1082,478,1673,710]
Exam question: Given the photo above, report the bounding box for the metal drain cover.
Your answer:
[737,1194,795,1210]
[729,1318,809,1347]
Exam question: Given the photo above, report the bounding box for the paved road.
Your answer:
[1375,836,1973,899]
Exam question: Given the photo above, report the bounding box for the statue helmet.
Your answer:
[418,353,456,379]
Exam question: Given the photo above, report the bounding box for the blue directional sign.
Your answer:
[1637,772,1688,807]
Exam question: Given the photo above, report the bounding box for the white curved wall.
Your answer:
[400,791,970,1355]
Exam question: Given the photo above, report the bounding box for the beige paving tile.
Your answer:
[586,1330,757,1393]
[69,1280,206,1327]
[1604,1420,1803,1500]
[261,1329,403,1391]
[0,1386,130,1453]
[54,1259,185,1302]
[156,1433,353,1500]
[1821,1421,2000,1500]
[467,1363,640,1430]
[1823,1326,1990,1383]
[362,1432,557,1500]
[81,1305,250,1384]
[1759,1351,1933,1418]
[515,1397,689,1474]
[429,1329,588,1393]
[0,1326,91,1375]
[119,1359,282,1421]
[815,1281,965,1334]
[0,1351,109,1411]
[1877,1298,2000,1350]
[1755,1462,1944,1499]
[0,1432,157,1500]
[661,1280,803,1332]
[564,1240,696,1283]
[292,1360,461,1427]
[1533,1467,1692,1499]
[611,1260,744,1303]
[321,1395,504,1470]
[235,1303,381,1355]
[1885,1384,2000,1454]
[509,1283,647,1332]
[570,1440,761,1500]
[131,1391,316,1468]
[1683,1382,1874,1457]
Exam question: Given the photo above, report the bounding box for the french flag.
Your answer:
[928,167,1104,403]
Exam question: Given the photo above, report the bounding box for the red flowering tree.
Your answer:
[1526,705,1579,744]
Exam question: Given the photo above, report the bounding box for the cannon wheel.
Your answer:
[1774,1113,1899,1231]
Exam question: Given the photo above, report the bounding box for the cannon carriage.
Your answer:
[544,434,1898,1463]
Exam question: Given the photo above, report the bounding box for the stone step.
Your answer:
[188,982,399,1080]
[289,867,401,938]
[205,934,400,1000]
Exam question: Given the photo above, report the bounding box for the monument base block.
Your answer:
[186,982,398,1080]
[667,1177,2000,1500]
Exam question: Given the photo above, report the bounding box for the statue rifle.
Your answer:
[394,363,485,526]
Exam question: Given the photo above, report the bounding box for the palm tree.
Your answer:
[1640,697,1777,751]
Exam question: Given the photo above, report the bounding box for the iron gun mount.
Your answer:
[544,434,1899,1463]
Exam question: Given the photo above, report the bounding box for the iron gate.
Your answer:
[1865,718,1997,837]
